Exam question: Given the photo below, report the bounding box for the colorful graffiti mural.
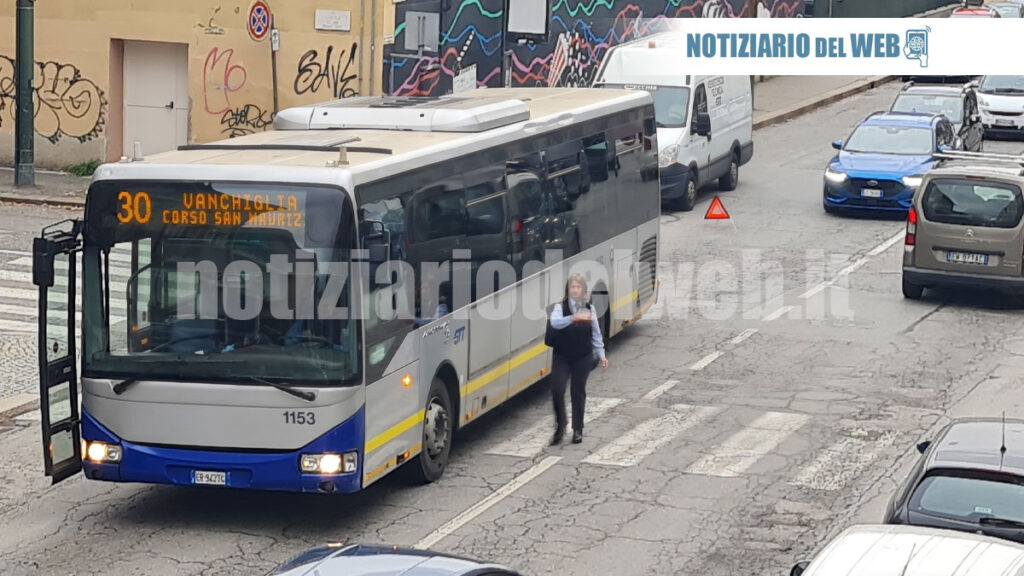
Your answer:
[384,0,803,96]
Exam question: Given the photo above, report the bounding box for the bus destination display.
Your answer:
[115,190,306,228]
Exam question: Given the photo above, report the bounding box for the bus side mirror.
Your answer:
[368,244,390,264]
[33,237,55,288]
[791,561,809,576]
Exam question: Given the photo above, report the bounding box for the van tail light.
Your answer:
[906,207,917,246]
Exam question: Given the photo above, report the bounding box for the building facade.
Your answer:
[0,0,800,170]
[0,0,390,169]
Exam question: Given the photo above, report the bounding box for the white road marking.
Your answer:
[686,411,811,477]
[582,404,721,467]
[762,305,794,322]
[789,431,896,491]
[413,455,561,550]
[799,282,829,300]
[689,351,724,371]
[730,329,758,345]
[641,380,678,402]
[0,249,30,256]
[486,397,623,458]
[868,230,907,256]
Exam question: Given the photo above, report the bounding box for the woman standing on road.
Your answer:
[547,273,609,445]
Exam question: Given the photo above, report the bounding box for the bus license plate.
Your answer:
[947,251,988,265]
[193,470,228,486]
[861,188,883,198]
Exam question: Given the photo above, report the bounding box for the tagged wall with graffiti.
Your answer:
[383,0,803,96]
[0,0,392,169]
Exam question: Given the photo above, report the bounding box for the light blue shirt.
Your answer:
[549,300,606,360]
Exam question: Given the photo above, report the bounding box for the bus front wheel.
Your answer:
[408,378,453,484]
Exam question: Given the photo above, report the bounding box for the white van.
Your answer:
[791,524,1024,576]
[592,32,754,211]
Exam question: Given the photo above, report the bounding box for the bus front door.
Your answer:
[32,219,83,485]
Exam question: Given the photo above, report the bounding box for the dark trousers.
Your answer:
[550,353,591,433]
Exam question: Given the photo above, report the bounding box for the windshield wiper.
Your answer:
[113,374,144,395]
[246,376,317,402]
[979,517,1024,529]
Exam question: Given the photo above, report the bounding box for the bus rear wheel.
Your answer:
[408,378,453,484]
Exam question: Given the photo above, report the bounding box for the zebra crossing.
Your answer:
[483,390,899,491]
[0,247,131,337]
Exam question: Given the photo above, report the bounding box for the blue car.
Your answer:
[823,112,959,214]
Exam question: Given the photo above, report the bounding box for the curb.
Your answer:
[753,75,896,131]
[0,193,85,208]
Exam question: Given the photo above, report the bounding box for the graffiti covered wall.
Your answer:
[384,0,803,96]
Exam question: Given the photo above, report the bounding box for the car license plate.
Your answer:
[946,251,988,265]
[995,118,1014,127]
[193,470,228,486]
[861,188,883,198]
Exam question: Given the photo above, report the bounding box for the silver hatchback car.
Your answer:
[902,150,1024,299]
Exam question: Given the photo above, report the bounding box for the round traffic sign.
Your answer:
[247,0,271,41]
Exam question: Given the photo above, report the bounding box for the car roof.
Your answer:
[926,418,1024,475]
[899,85,966,96]
[803,524,1024,576]
[861,112,942,128]
[268,544,519,576]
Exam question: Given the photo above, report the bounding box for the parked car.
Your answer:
[990,2,1024,17]
[266,544,523,576]
[977,75,1024,139]
[593,32,754,211]
[884,417,1024,544]
[949,5,1002,16]
[790,524,1024,576]
[823,112,959,215]
[901,150,1024,299]
[891,81,984,152]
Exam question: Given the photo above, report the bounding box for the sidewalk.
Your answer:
[0,75,898,208]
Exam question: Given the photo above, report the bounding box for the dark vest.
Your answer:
[552,300,593,360]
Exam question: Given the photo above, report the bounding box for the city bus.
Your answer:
[32,87,661,493]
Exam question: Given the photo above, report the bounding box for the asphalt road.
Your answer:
[3,81,1024,576]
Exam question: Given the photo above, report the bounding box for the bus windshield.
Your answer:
[80,181,360,386]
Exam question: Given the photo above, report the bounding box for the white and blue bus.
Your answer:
[33,87,661,493]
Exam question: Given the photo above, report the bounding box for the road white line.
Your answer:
[689,351,724,371]
[641,380,678,402]
[413,455,561,550]
[583,404,721,467]
[799,282,829,300]
[868,230,907,256]
[686,411,811,477]
[486,397,623,458]
[836,257,870,278]
[730,328,758,345]
[0,249,30,256]
[762,305,794,322]
[789,431,896,491]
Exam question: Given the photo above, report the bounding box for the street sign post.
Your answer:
[14,0,35,186]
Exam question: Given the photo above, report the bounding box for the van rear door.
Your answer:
[915,175,1024,277]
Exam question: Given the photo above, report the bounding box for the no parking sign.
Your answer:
[247,0,272,41]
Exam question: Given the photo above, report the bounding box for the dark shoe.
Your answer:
[550,429,564,446]
[572,430,583,444]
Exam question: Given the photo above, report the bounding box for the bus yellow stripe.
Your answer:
[363,442,422,485]
[462,342,549,398]
[611,290,639,313]
[366,409,424,455]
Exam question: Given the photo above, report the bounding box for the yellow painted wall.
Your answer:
[0,0,393,169]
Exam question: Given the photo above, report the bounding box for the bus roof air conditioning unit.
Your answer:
[274,95,531,133]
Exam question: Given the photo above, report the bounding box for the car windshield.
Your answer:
[844,125,934,155]
[599,84,690,128]
[910,472,1024,524]
[80,181,360,386]
[922,178,1024,228]
[980,75,1024,94]
[892,94,963,123]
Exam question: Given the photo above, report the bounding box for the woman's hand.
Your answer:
[572,310,592,322]
[599,357,609,369]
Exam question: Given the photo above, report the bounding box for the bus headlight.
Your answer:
[85,441,122,463]
[300,452,357,474]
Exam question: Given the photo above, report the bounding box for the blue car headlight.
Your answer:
[825,166,848,184]
[901,175,923,188]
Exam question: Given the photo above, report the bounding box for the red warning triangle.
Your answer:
[704,196,730,220]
